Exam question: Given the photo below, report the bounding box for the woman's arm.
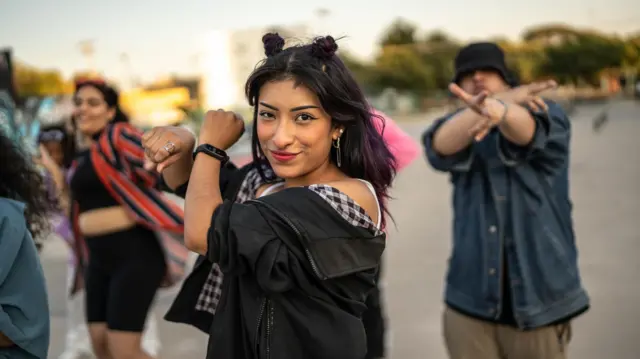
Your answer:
[36,145,70,212]
[143,111,246,254]
[184,155,223,254]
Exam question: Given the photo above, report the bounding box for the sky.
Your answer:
[0,0,637,83]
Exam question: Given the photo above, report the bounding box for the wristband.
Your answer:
[495,99,509,124]
[193,143,229,164]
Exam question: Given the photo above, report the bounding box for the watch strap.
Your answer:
[193,143,229,164]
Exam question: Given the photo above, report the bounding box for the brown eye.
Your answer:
[259,111,275,120]
[87,99,103,107]
[295,113,316,122]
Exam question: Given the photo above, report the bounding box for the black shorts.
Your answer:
[84,225,166,332]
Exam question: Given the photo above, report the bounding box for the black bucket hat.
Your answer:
[452,42,518,87]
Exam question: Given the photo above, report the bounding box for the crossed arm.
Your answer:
[424,82,569,173]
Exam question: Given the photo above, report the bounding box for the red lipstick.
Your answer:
[270,150,299,162]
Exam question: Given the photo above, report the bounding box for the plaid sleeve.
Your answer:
[307,184,382,236]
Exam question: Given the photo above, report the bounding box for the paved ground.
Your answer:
[41,100,640,358]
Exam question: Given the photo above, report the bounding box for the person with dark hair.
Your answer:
[0,128,51,358]
[64,80,188,359]
[143,33,396,359]
[36,121,162,359]
[422,42,589,358]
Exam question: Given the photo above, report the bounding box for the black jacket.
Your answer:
[207,187,385,359]
[165,163,385,359]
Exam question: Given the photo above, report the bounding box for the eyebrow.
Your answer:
[259,102,319,112]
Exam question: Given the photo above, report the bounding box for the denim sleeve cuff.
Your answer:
[498,106,551,167]
[422,116,474,172]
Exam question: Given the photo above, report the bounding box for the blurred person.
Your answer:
[144,33,395,359]
[67,80,188,359]
[363,110,419,359]
[36,124,162,359]
[422,42,589,359]
[0,128,52,359]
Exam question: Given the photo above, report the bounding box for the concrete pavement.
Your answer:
[40,100,640,358]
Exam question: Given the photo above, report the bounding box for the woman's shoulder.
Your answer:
[307,179,379,228]
[235,163,281,203]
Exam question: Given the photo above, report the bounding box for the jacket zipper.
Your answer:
[255,298,267,357]
[254,296,274,359]
[266,300,273,359]
[247,199,326,280]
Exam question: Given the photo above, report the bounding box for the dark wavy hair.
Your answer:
[38,123,76,168]
[245,33,397,228]
[75,80,130,123]
[0,130,56,247]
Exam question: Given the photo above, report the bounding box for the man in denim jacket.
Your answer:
[423,42,589,359]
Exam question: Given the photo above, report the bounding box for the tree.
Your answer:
[371,45,435,95]
[340,51,376,90]
[420,31,460,91]
[537,33,626,85]
[14,62,67,98]
[522,24,581,44]
[379,18,418,47]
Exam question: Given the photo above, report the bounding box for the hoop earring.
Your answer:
[333,137,341,167]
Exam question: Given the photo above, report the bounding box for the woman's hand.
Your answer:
[142,126,197,190]
[142,126,196,172]
[199,110,245,150]
[34,144,57,170]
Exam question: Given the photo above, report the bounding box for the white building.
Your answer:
[199,24,311,111]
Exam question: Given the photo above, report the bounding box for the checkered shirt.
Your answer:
[195,171,381,314]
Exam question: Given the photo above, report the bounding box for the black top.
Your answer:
[205,188,384,359]
[165,163,386,359]
[69,149,119,213]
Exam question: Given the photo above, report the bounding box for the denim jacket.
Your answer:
[422,101,589,329]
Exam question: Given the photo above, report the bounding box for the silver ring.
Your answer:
[163,141,176,154]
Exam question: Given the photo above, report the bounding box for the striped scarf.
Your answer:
[69,122,189,295]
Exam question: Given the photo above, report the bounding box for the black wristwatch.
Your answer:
[193,143,229,164]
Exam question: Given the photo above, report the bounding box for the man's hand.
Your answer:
[495,80,557,105]
[449,83,507,141]
[450,79,556,141]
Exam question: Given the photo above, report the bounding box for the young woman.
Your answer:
[144,33,396,359]
[65,80,188,359]
[37,124,162,359]
[0,128,51,359]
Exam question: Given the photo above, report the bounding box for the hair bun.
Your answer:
[262,33,285,57]
[311,36,338,60]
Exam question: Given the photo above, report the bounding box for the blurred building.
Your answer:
[200,24,311,112]
[119,76,202,127]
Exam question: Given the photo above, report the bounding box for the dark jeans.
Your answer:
[363,264,386,359]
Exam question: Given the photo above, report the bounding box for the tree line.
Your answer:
[340,19,640,96]
[11,20,640,99]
